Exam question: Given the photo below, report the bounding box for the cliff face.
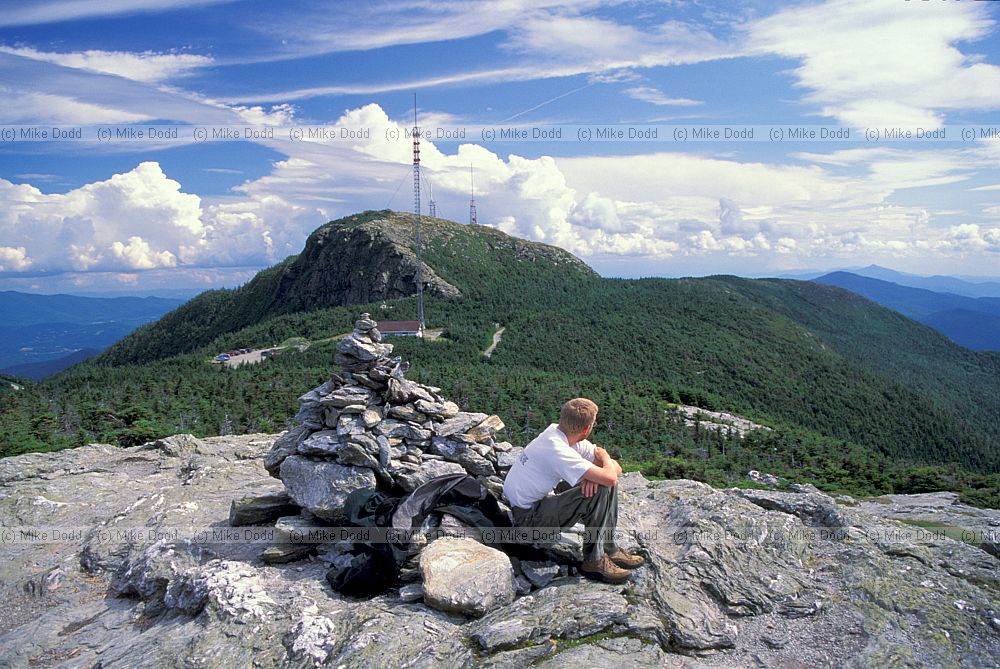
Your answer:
[1,434,998,668]
[269,212,462,313]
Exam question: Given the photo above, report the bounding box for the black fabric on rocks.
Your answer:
[326,474,516,597]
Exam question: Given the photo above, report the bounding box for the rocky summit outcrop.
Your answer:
[1,432,1000,667]
[2,315,1000,667]
[272,212,462,313]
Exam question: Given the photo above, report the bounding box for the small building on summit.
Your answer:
[377,320,424,337]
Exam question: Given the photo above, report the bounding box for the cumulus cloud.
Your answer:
[0,162,316,275]
[232,103,296,125]
[943,223,1000,253]
[208,103,1000,269]
[111,237,177,269]
[718,198,758,236]
[0,247,31,271]
[6,102,998,282]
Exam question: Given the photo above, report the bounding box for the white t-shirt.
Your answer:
[503,423,596,509]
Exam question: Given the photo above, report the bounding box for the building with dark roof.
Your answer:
[377,320,424,337]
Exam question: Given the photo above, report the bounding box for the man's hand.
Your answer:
[580,478,600,497]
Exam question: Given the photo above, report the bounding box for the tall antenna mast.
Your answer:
[427,178,436,218]
[412,94,425,330]
[469,163,478,226]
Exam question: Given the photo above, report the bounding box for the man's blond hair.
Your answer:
[559,398,598,436]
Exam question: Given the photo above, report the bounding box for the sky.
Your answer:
[0,0,999,294]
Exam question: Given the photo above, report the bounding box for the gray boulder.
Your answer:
[468,580,631,652]
[386,377,435,404]
[520,560,561,589]
[392,459,467,493]
[415,399,460,418]
[141,434,205,458]
[467,415,505,442]
[263,425,307,477]
[420,537,515,617]
[323,385,374,408]
[229,491,299,526]
[496,447,523,471]
[434,411,488,437]
[297,429,343,456]
[279,455,376,520]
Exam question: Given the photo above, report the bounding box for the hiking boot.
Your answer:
[607,548,645,569]
[579,554,631,584]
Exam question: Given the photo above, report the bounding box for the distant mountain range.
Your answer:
[0,348,101,381]
[783,265,1000,299]
[0,291,185,378]
[812,272,1000,351]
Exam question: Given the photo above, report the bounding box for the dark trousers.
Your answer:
[511,482,619,563]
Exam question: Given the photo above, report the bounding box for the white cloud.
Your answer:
[232,103,295,125]
[111,236,177,269]
[6,103,998,283]
[0,46,212,82]
[232,6,733,103]
[0,90,151,124]
[0,0,235,27]
[0,247,32,271]
[213,103,1000,268]
[625,86,702,107]
[943,223,1000,253]
[505,13,733,69]
[0,162,315,275]
[747,0,1000,127]
[0,52,240,126]
[505,14,649,61]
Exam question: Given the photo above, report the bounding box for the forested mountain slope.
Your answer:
[5,211,998,505]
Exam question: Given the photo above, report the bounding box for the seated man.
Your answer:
[502,398,644,583]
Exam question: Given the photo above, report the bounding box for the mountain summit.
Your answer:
[100,210,593,365]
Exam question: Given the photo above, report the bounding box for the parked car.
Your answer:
[215,354,230,362]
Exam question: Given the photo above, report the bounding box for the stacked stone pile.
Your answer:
[264,313,519,523]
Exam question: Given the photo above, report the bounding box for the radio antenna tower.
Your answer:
[427,178,437,218]
[469,163,478,226]
[412,94,425,330]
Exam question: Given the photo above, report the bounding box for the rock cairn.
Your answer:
[264,313,518,523]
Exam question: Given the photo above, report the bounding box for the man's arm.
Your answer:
[581,459,619,487]
[594,446,623,476]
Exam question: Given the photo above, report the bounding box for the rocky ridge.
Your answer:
[1,315,999,667]
[2,435,999,667]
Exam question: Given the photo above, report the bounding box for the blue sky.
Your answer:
[0,0,999,294]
